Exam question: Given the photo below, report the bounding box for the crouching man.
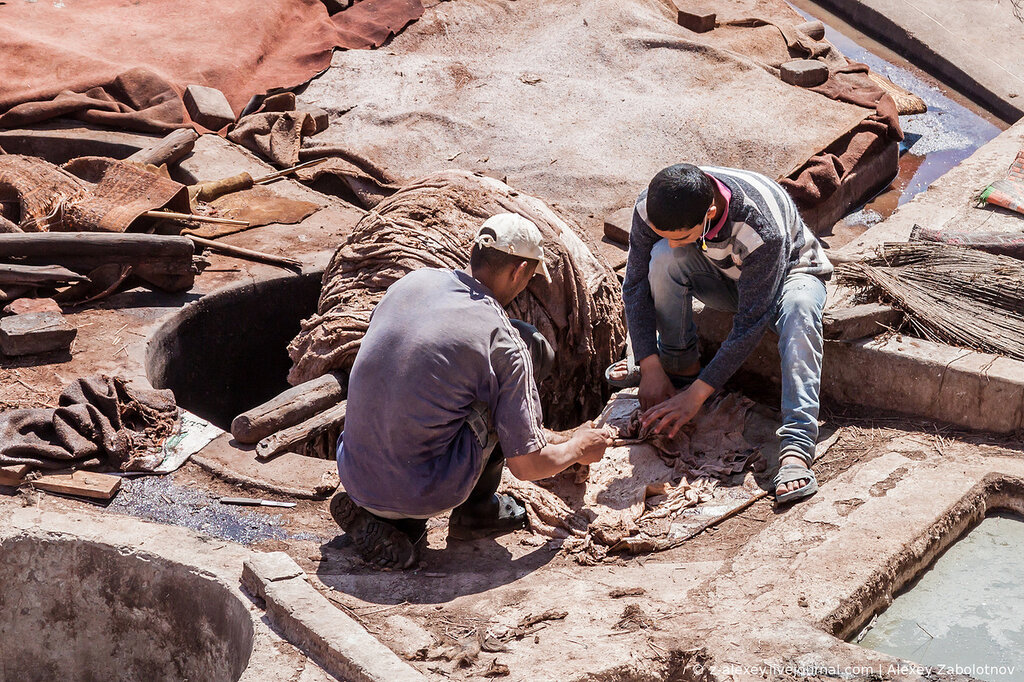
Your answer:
[331,213,613,569]
[607,164,832,505]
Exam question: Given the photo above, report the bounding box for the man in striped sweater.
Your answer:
[608,164,831,504]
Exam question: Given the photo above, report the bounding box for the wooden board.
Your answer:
[0,465,30,487]
[31,470,121,500]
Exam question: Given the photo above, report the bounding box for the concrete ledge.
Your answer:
[242,552,426,682]
[192,433,339,499]
[697,307,1024,433]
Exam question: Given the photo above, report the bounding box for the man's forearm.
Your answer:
[507,440,584,481]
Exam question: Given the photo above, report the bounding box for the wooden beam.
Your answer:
[0,233,197,287]
[232,372,346,444]
[0,232,194,262]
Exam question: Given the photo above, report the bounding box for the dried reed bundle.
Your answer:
[836,242,1024,360]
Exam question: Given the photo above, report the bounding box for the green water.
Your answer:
[858,514,1024,681]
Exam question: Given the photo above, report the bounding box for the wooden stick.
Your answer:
[231,372,346,444]
[144,210,249,226]
[256,401,347,460]
[186,235,302,270]
[254,157,329,184]
[125,128,199,167]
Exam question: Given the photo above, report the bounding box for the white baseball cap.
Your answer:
[474,213,551,282]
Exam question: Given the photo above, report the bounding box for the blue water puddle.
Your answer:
[107,475,323,546]
[856,514,1024,682]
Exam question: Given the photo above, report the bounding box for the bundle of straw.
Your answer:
[836,242,1024,360]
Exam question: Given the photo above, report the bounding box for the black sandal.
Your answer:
[448,493,528,540]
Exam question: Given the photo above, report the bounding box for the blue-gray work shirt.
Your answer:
[336,268,547,517]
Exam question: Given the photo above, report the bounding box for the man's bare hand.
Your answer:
[637,355,674,410]
[641,380,715,437]
[571,424,614,465]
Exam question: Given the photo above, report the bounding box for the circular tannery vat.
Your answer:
[0,535,254,681]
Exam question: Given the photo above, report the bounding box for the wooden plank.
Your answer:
[232,372,346,444]
[256,401,347,460]
[0,465,30,487]
[31,470,121,500]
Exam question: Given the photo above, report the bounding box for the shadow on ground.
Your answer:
[316,526,560,605]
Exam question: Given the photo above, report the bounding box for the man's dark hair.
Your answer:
[470,243,534,274]
[646,163,715,233]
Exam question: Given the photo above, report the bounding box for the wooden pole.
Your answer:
[144,210,249,227]
[0,264,89,286]
[125,128,199,167]
[0,232,194,262]
[256,401,347,460]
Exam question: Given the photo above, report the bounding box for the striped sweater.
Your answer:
[623,165,832,390]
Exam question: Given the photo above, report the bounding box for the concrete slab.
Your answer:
[812,0,1024,122]
[697,304,1024,434]
[302,422,1024,681]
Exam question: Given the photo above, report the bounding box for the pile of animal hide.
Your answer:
[287,170,626,428]
[501,389,765,562]
[0,375,179,472]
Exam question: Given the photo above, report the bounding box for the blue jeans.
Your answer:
[648,239,826,465]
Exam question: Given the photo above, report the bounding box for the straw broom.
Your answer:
[836,242,1024,361]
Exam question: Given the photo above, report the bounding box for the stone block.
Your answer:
[603,206,633,245]
[242,551,305,599]
[671,1,715,32]
[183,84,236,130]
[823,302,902,341]
[3,297,61,316]
[780,59,829,87]
[795,20,825,40]
[0,311,76,356]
